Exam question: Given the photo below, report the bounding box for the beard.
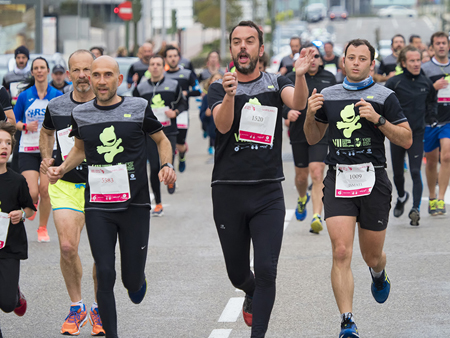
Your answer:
[74,80,91,93]
[94,86,115,103]
[232,51,258,75]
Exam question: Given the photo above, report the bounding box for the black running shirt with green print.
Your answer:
[208,72,293,185]
[315,83,407,166]
[70,96,163,211]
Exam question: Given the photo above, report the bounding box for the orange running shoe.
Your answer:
[28,202,38,221]
[151,203,164,217]
[37,226,50,242]
[61,304,87,336]
[89,307,105,336]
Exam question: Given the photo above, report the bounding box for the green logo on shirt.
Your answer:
[151,94,165,108]
[248,98,261,105]
[336,104,362,138]
[97,126,124,163]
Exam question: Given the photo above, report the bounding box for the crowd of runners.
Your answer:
[0,18,448,338]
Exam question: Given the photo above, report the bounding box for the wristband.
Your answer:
[21,210,26,222]
[23,123,27,131]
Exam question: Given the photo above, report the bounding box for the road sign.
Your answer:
[115,1,133,21]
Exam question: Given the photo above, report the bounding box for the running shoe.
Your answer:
[167,182,176,194]
[203,131,208,138]
[128,278,147,304]
[370,268,391,304]
[89,307,105,336]
[310,213,323,234]
[28,202,38,221]
[408,208,420,226]
[60,304,87,336]
[295,193,310,221]
[437,199,446,215]
[179,155,186,172]
[37,226,50,242]
[339,316,359,338]
[242,294,253,327]
[13,287,27,317]
[393,192,409,217]
[429,199,438,216]
[151,204,164,217]
[208,146,214,155]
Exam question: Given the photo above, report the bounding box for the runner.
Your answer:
[90,47,104,58]
[0,121,36,338]
[208,21,312,337]
[168,40,194,71]
[278,36,301,75]
[323,41,341,77]
[49,65,71,93]
[374,34,405,82]
[133,54,186,210]
[127,42,153,88]
[47,55,176,338]
[421,31,450,216]
[385,45,437,225]
[164,45,202,175]
[39,49,105,336]
[409,35,422,50]
[284,43,336,233]
[14,57,63,242]
[304,39,412,337]
[198,51,224,83]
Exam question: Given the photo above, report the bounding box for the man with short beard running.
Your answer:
[208,21,313,337]
[374,34,405,83]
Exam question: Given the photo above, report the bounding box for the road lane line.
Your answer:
[218,297,245,322]
[208,329,232,338]
[423,16,434,31]
[285,208,295,221]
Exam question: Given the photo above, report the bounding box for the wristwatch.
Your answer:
[160,163,174,170]
[375,116,386,127]
[21,210,26,222]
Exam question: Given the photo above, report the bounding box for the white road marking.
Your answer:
[423,16,435,31]
[285,208,295,222]
[208,329,232,338]
[218,297,244,322]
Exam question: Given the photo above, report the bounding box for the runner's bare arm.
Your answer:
[150,131,176,185]
[213,72,237,134]
[304,89,328,145]
[4,109,15,124]
[39,128,56,174]
[281,48,314,111]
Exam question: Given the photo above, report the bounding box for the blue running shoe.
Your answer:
[295,193,310,221]
[340,317,359,338]
[179,156,186,172]
[370,268,390,304]
[128,278,147,304]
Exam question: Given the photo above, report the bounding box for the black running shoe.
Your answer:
[408,208,420,226]
[393,192,409,217]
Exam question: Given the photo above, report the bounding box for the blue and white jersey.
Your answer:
[14,85,62,153]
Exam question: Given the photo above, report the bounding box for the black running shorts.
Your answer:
[291,142,328,168]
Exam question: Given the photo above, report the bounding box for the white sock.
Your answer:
[91,302,98,311]
[341,312,354,323]
[71,300,84,308]
[370,268,383,279]
[398,194,407,202]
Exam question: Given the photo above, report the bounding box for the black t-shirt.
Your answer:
[0,103,5,122]
[165,68,201,103]
[0,86,12,114]
[378,54,398,76]
[208,72,294,185]
[279,55,295,73]
[70,96,163,211]
[323,55,340,75]
[43,92,90,183]
[315,83,407,166]
[0,170,36,260]
[285,68,336,144]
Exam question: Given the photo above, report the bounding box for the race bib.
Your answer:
[324,63,337,75]
[176,111,189,129]
[153,107,171,127]
[335,163,376,198]
[57,127,75,160]
[438,76,450,102]
[22,130,39,152]
[89,164,130,203]
[239,103,277,146]
[0,212,10,250]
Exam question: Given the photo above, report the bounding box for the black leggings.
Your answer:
[0,258,20,313]
[212,183,285,338]
[390,133,424,209]
[85,206,150,338]
[146,135,176,204]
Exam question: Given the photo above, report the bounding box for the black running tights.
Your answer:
[0,258,19,313]
[85,207,150,338]
[212,182,285,338]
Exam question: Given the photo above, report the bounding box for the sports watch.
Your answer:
[375,116,386,127]
[160,163,174,170]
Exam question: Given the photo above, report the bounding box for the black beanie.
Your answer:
[15,46,30,59]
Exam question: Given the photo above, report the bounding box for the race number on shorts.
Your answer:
[238,103,277,146]
[335,163,376,198]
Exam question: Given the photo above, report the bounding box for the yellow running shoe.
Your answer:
[310,214,323,234]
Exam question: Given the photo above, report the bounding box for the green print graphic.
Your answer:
[248,98,261,106]
[151,94,166,109]
[97,126,124,163]
[336,104,362,138]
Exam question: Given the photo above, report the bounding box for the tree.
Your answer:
[193,0,242,30]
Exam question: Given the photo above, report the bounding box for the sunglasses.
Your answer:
[313,54,320,59]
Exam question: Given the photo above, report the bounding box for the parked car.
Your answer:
[378,6,417,18]
[329,6,348,20]
[304,3,327,23]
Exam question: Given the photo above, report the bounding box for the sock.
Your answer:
[71,300,84,309]
[299,195,307,203]
[370,268,383,279]
[341,312,354,323]
[91,302,98,311]
[398,194,407,202]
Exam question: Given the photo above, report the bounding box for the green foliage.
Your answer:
[193,0,243,30]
